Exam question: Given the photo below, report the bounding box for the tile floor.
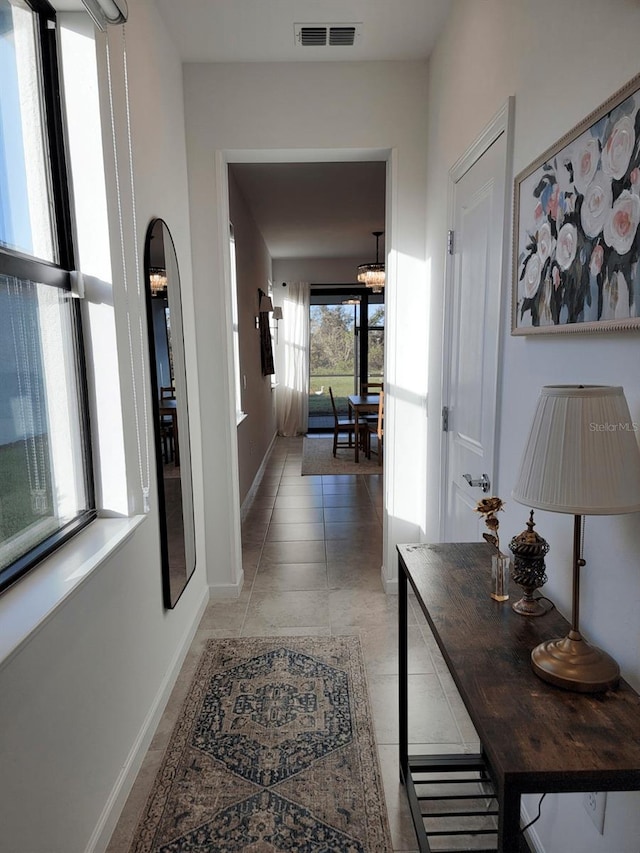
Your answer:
[106,436,480,853]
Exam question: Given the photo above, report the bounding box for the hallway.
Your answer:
[107,436,479,852]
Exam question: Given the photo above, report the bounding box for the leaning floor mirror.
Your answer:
[144,218,196,608]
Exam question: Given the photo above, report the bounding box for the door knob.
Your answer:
[462,473,491,493]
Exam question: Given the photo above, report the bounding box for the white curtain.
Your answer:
[276,281,310,436]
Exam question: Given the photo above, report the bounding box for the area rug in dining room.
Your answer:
[301,437,381,476]
[129,636,393,853]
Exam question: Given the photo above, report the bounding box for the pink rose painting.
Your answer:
[514,76,640,332]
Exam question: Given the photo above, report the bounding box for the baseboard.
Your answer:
[381,566,397,595]
[241,432,278,522]
[86,584,209,853]
[209,570,245,600]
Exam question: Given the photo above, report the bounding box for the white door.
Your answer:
[442,105,511,542]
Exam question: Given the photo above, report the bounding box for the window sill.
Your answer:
[0,515,145,672]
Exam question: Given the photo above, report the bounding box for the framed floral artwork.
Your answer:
[512,72,640,334]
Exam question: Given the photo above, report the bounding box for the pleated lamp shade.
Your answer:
[512,386,640,515]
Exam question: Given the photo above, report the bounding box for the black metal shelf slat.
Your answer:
[414,775,494,785]
[423,807,499,817]
[419,793,497,802]
[427,827,498,837]
[438,847,498,853]
[403,751,502,853]
[409,754,489,770]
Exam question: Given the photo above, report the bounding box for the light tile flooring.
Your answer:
[107,436,480,853]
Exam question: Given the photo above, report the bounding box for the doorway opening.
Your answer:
[308,287,384,431]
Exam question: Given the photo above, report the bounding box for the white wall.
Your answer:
[273,257,368,285]
[425,2,640,850]
[228,170,277,501]
[0,3,208,852]
[183,60,430,589]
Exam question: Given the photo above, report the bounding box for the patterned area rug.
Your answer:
[130,636,393,852]
[301,437,381,476]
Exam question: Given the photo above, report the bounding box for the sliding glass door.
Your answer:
[366,301,385,386]
[308,289,384,430]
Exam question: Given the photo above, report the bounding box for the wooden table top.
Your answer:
[398,542,640,791]
[348,394,379,408]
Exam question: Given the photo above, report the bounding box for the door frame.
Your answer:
[215,147,394,592]
[439,98,515,540]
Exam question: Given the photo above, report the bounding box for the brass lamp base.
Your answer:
[531,631,620,693]
[512,594,547,617]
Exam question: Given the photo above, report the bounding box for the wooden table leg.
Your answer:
[354,409,360,462]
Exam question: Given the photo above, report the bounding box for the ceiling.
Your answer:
[60,0,451,263]
[149,1,449,263]
[230,162,386,260]
[153,0,451,64]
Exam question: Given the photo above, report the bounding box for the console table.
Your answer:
[398,542,640,852]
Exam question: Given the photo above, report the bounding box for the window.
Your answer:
[0,0,95,592]
[367,300,384,384]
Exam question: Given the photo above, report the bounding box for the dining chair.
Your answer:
[366,390,384,465]
[329,387,358,457]
[159,416,174,463]
[159,386,176,462]
[358,381,383,427]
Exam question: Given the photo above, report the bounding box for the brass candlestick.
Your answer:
[508,511,549,616]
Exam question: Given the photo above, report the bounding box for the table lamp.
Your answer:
[512,385,640,692]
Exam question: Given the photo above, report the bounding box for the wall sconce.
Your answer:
[272,306,283,342]
[255,291,274,329]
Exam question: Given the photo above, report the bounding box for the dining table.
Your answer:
[347,393,380,462]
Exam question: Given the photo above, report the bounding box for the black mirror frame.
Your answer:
[143,218,196,608]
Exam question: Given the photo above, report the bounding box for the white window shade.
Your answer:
[81,0,127,30]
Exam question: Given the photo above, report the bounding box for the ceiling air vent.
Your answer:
[300,26,327,46]
[329,27,356,46]
[294,23,362,48]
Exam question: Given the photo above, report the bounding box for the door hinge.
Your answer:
[442,405,449,432]
[447,230,455,255]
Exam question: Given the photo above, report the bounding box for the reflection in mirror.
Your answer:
[144,219,196,607]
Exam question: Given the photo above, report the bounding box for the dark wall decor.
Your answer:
[258,288,275,376]
[513,72,640,334]
[144,218,196,607]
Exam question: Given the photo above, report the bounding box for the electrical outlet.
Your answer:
[583,791,607,834]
